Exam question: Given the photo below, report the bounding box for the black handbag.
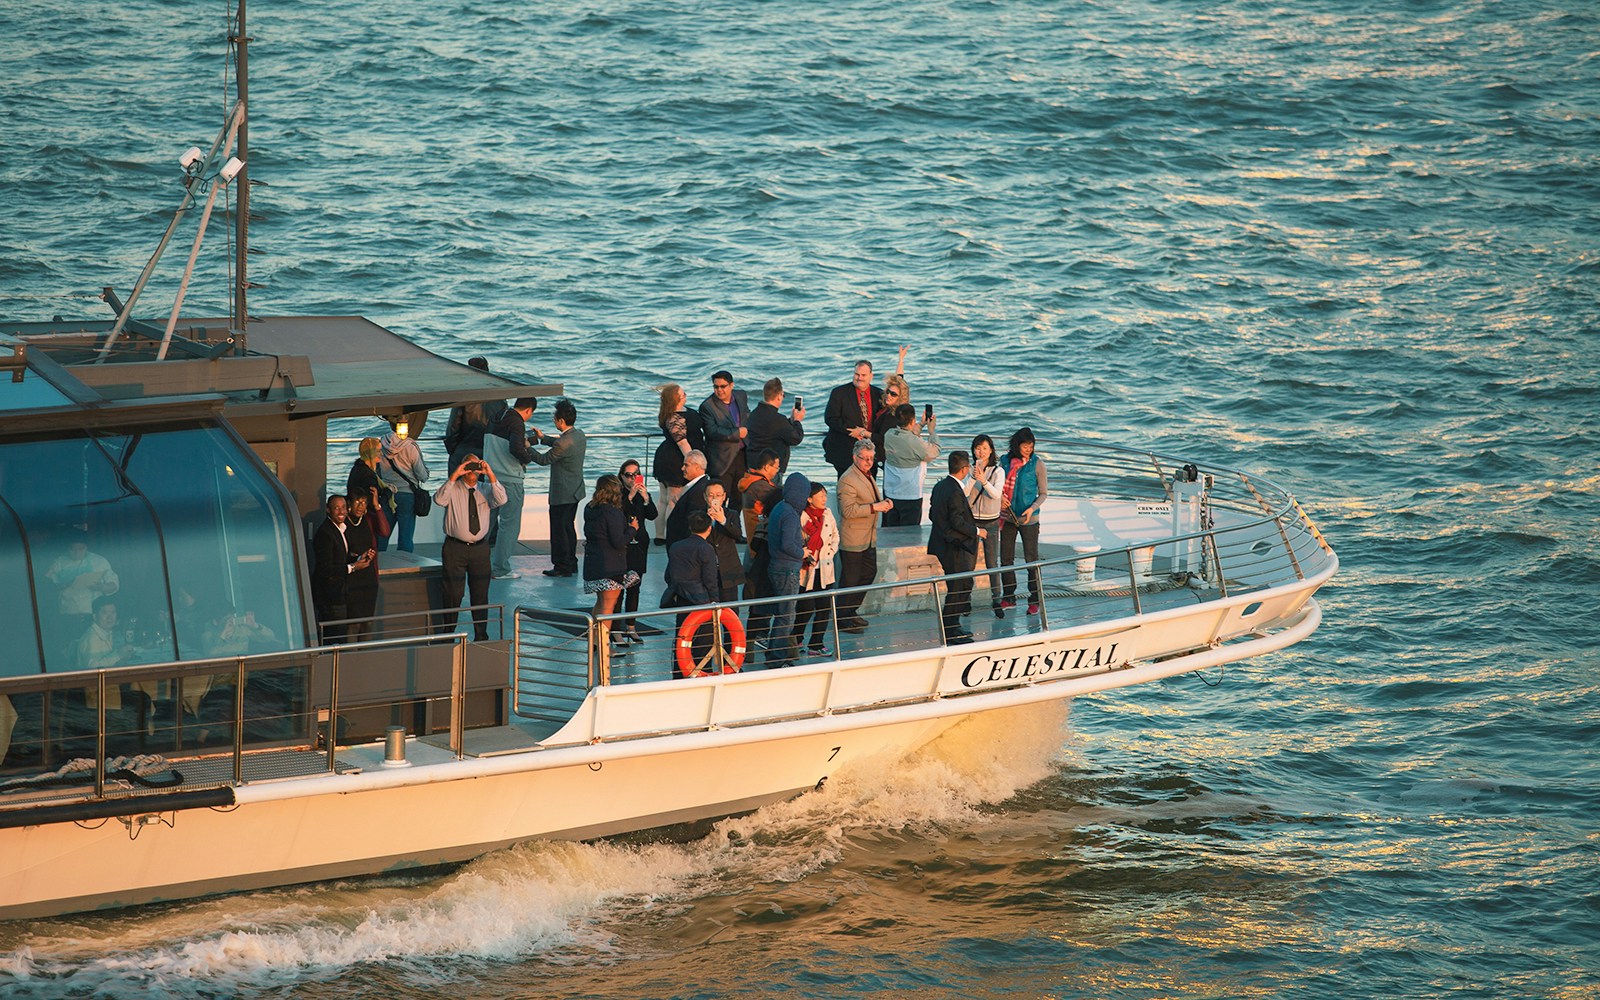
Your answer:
[391,461,432,516]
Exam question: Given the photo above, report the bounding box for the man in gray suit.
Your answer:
[530,398,587,577]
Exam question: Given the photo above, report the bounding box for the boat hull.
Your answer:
[1,594,1322,920]
[2,712,963,919]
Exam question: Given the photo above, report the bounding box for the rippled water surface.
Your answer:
[2,0,1598,996]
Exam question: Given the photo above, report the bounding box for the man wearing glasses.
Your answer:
[698,370,750,512]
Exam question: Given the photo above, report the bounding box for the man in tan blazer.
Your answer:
[835,438,893,632]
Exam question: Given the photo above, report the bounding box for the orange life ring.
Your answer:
[676,607,747,678]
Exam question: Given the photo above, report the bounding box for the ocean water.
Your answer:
[2,0,1598,996]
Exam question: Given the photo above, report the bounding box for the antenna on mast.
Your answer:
[231,0,251,352]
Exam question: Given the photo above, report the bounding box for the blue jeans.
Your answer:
[392,490,418,553]
[492,479,525,576]
[766,566,801,664]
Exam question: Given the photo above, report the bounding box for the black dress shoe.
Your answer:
[993,603,1005,619]
[838,618,867,634]
[541,568,570,578]
[948,630,975,644]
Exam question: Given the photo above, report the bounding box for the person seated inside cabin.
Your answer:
[184,604,276,717]
[202,604,277,658]
[75,595,134,712]
[77,596,132,671]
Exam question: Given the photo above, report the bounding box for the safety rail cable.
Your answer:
[511,499,1330,714]
[0,632,470,805]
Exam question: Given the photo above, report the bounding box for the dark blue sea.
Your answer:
[2,0,1598,996]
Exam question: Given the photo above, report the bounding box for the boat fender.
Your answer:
[676,607,746,678]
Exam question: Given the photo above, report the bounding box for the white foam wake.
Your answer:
[0,701,1071,988]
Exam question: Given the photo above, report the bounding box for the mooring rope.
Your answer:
[0,754,182,794]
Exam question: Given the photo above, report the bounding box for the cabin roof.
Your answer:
[0,315,559,429]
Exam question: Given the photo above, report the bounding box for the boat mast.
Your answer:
[231,0,250,350]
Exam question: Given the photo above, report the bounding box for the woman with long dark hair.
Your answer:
[967,433,1006,618]
[998,427,1048,616]
[617,459,658,644]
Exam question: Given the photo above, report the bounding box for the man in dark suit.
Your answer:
[928,451,982,644]
[698,370,750,510]
[745,377,806,478]
[664,511,722,676]
[311,495,373,644]
[822,360,886,474]
[663,449,712,548]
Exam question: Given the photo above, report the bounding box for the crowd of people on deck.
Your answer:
[310,350,1049,672]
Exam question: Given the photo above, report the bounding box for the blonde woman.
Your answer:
[346,436,394,550]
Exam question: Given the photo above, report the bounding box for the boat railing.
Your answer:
[0,632,471,810]
[327,428,1316,548]
[510,472,1334,742]
[316,603,505,644]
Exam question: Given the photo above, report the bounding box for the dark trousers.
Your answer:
[793,580,834,651]
[1000,518,1042,604]
[744,539,772,643]
[315,600,348,645]
[621,542,649,628]
[938,553,974,636]
[883,497,923,527]
[718,452,748,513]
[549,501,579,573]
[837,547,877,622]
[439,537,492,640]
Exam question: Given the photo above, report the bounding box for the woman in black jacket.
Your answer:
[342,493,380,642]
[583,474,638,654]
[617,459,658,644]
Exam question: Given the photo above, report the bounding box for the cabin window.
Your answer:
[1,434,175,673]
[0,423,305,675]
[0,499,44,677]
[119,426,303,659]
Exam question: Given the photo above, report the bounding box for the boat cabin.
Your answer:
[0,316,555,760]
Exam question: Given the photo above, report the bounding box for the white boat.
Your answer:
[0,4,1338,921]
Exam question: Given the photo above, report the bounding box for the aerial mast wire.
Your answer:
[231,0,250,350]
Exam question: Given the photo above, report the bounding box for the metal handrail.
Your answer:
[513,500,1334,704]
[0,631,472,804]
[316,603,506,642]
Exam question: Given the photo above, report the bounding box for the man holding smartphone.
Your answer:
[745,377,806,479]
[881,403,940,527]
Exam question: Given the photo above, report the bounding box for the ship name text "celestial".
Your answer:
[960,643,1123,687]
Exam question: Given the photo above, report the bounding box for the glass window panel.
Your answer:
[0,498,43,677]
[119,425,305,658]
[0,365,73,412]
[0,434,176,672]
